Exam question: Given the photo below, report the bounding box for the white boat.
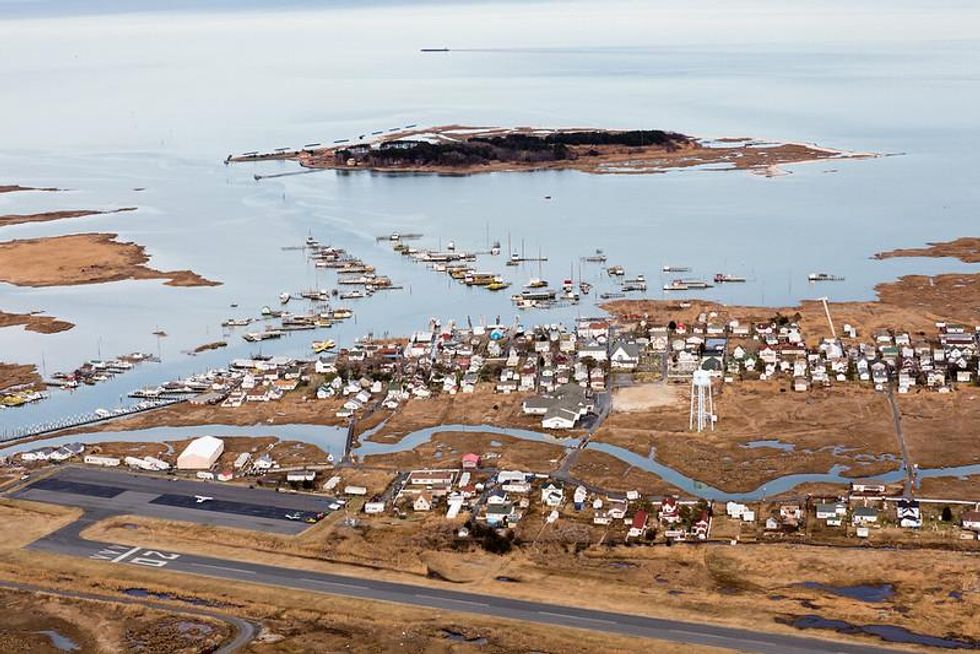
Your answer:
[662,265,691,273]
[339,290,366,300]
[808,272,845,282]
[279,292,291,304]
[714,273,747,283]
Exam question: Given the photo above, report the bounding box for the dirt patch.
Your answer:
[613,383,681,412]
[874,236,980,264]
[0,233,220,288]
[0,207,136,228]
[0,310,74,334]
[594,381,900,493]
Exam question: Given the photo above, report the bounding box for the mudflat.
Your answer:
[0,206,136,228]
[0,233,220,288]
[0,310,73,334]
[874,236,980,264]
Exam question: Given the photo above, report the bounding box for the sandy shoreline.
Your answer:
[0,206,136,228]
[0,310,74,334]
[0,233,220,288]
[231,124,870,176]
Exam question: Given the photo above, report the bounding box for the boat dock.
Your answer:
[0,397,185,444]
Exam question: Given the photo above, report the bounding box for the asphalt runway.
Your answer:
[150,494,322,523]
[14,466,337,534]
[26,513,913,654]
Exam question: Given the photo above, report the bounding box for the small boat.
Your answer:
[312,340,336,353]
[562,278,574,292]
[490,241,501,256]
[600,291,625,299]
[714,273,747,283]
[808,273,845,282]
[506,252,520,266]
[339,290,366,300]
[389,232,401,241]
[487,280,510,291]
[662,265,691,273]
[579,281,593,294]
[583,249,607,263]
[681,278,713,289]
[447,240,456,251]
[279,292,291,304]
[331,308,354,319]
[563,289,580,302]
[607,265,625,276]
[525,278,548,288]
[663,280,690,291]
[420,47,450,52]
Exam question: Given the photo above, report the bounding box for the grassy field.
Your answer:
[73,509,980,651]
[594,380,901,492]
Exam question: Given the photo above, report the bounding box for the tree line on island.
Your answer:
[334,130,690,168]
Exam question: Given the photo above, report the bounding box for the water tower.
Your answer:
[689,369,716,432]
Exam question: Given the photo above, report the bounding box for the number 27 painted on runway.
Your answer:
[130,550,181,568]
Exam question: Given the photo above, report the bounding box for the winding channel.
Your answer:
[3,422,978,502]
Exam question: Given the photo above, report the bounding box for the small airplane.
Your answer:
[194,495,213,503]
[285,512,302,521]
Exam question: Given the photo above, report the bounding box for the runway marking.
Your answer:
[130,550,181,568]
[536,610,615,625]
[304,579,363,590]
[109,546,141,563]
[414,593,489,607]
[90,545,136,562]
[190,563,256,575]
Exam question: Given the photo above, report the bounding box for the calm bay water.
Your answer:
[1,0,979,431]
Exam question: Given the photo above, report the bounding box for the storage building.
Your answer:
[177,436,224,470]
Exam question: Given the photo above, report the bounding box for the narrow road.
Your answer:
[25,512,914,654]
[0,578,257,653]
[886,386,914,496]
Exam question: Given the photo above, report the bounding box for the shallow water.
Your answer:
[800,582,894,603]
[34,630,80,652]
[2,1,980,431]
[790,615,980,650]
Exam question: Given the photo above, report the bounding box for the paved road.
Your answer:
[13,466,339,534]
[30,512,912,654]
[0,578,257,654]
[886,387,914,496]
